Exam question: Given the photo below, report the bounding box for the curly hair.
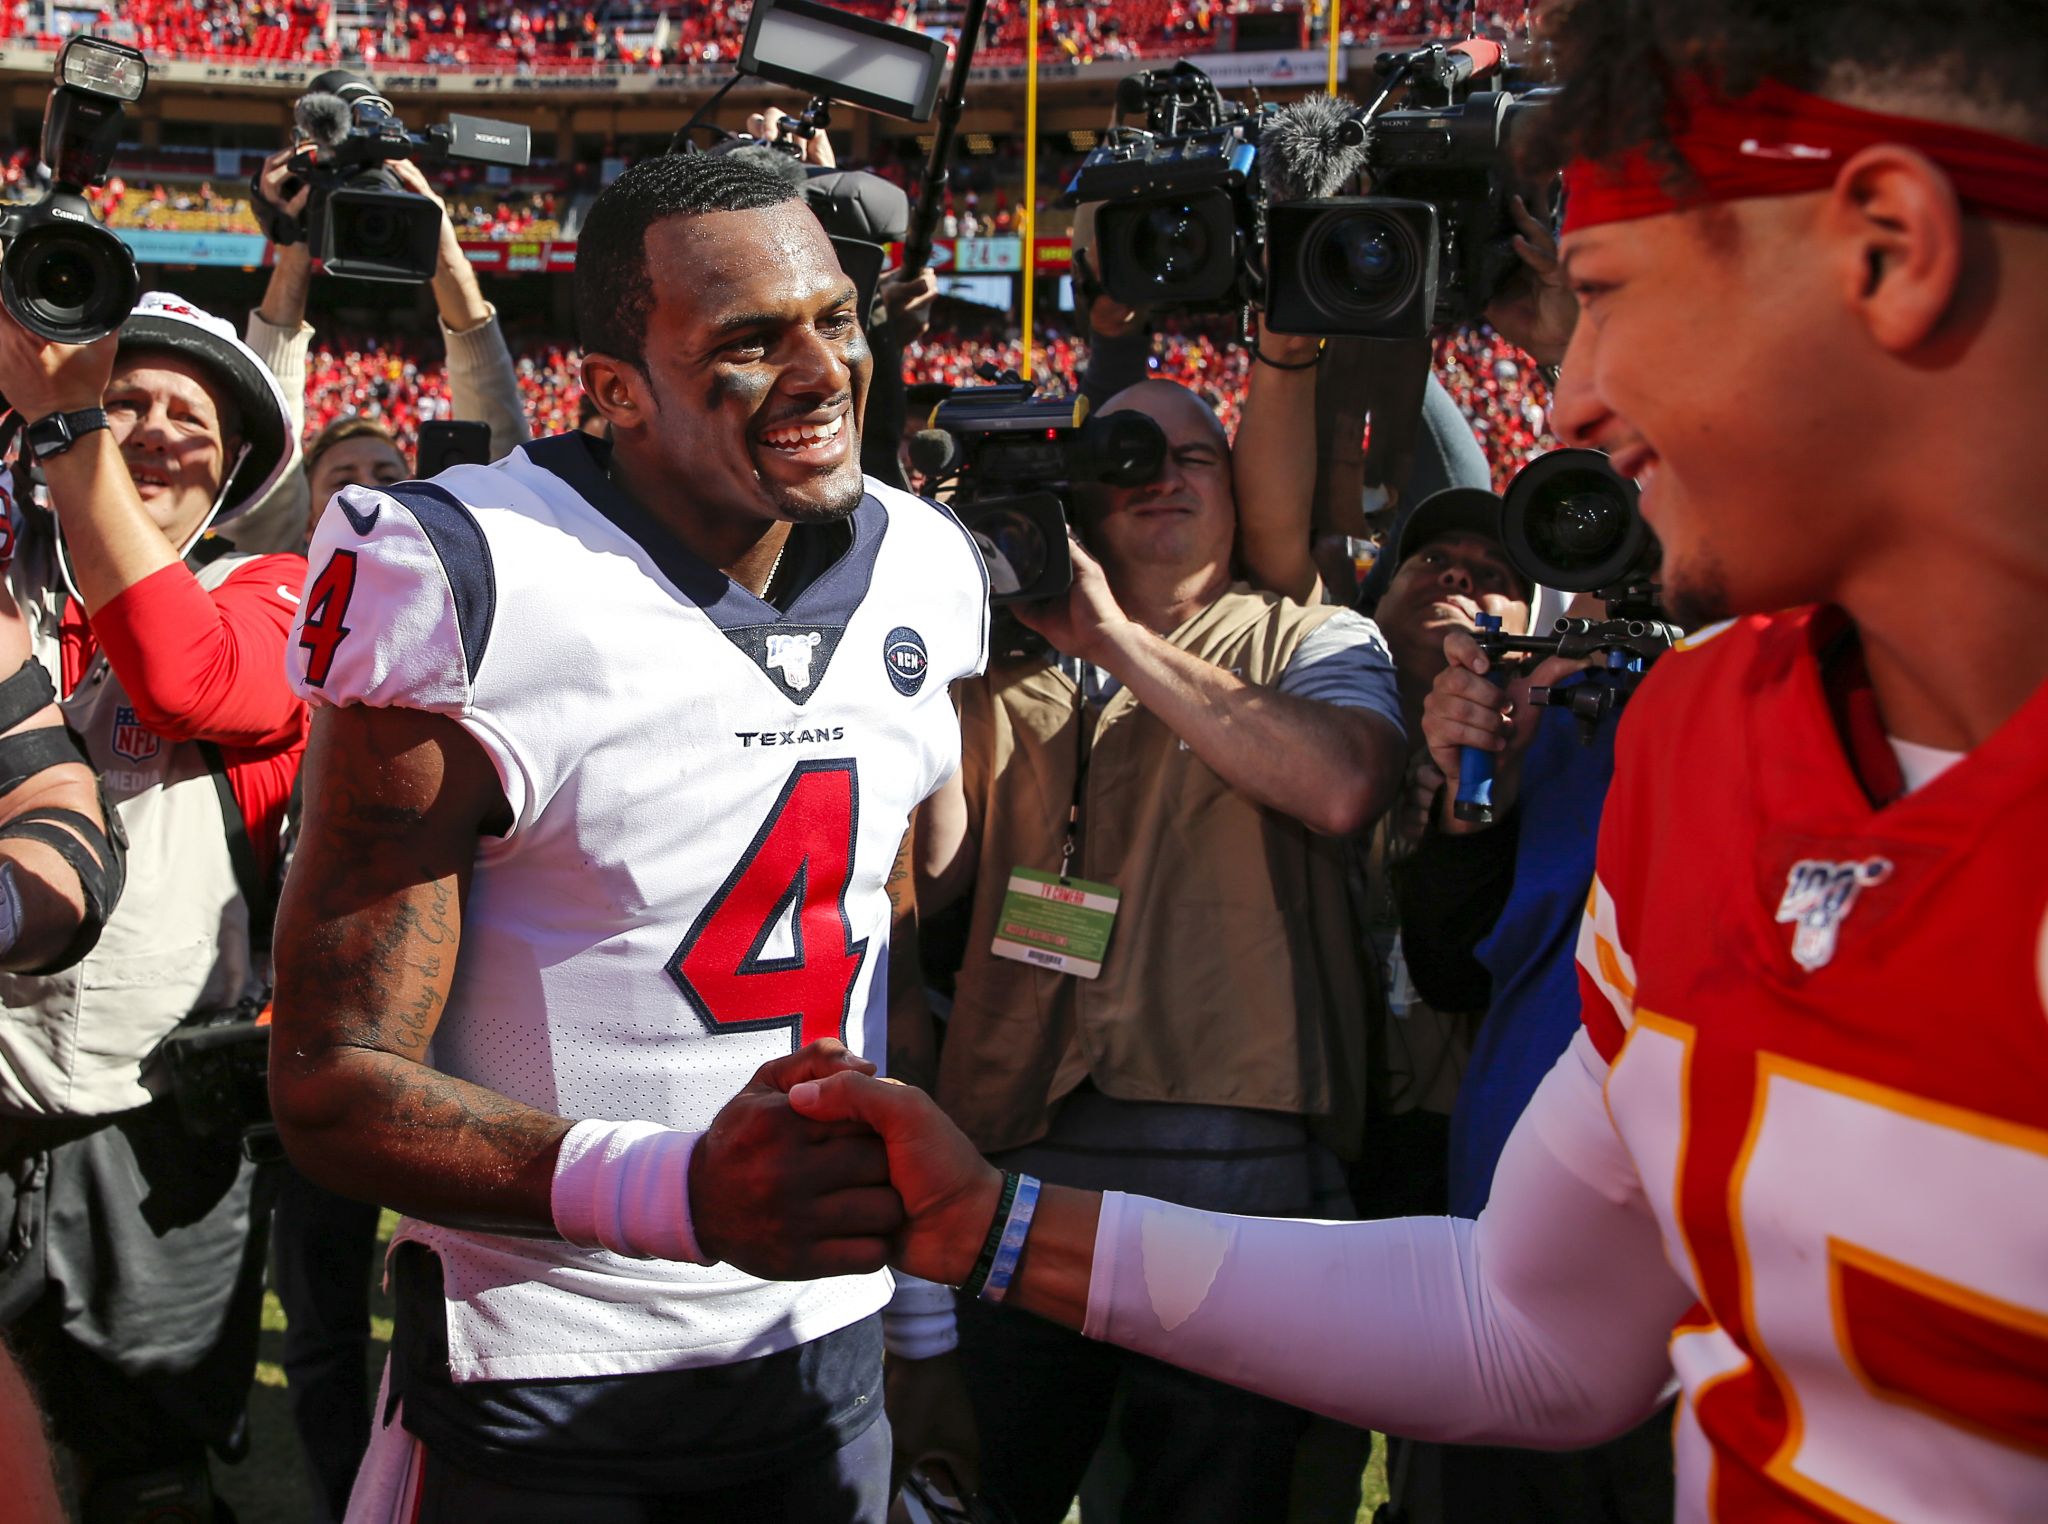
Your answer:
[1536,0,2048,180]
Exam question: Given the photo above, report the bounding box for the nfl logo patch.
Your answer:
[111,706,160,764]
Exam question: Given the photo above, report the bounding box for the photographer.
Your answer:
[914,377,1405,1522]
[233,140,531,552]
[0,290,304,1523]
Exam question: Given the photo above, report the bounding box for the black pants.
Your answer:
[409,1404,893,1523]
[1385,1404,1676,1524]
[957,1291,1313,1524]
[272,1166,383,1522]
[0,1101,274,1504]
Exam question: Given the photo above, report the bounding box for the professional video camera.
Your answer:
[1071,44,1556,340]
[1453,450,1681,824]
[910,376,1167,624]
[1068,63,1271,314]
[287,71,531,284]
[0,36,147,345]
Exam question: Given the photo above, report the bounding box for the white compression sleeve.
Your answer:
[1084,1030,1691,1448]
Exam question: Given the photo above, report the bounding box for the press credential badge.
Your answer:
[991,867,1121,979]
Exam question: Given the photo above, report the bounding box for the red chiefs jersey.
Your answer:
[1576,607,2048,1523]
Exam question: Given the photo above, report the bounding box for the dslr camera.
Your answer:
[911,379,1166,641]
[1453,449,1680,823]
[1073,44,1557,340]
[288,71,531,284]
[0,35,148,346]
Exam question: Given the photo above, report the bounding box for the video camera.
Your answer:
[1071,44,1556,339]
[0,36,147,346]
[1453,450,1680,824]
[287,71,531,284]
[910,376,1166,636]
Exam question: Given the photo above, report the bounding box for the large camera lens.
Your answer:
[1502,449,1652,592]
[1131,205,1210,282]
[971,508,1047,598]
[1,218,140,344]
[1298,207,1429,327]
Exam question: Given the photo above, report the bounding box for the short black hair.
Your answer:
[1538,0,2048,188]
[574,152,802,370]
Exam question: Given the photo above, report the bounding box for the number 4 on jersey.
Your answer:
[668,760,868,1051]
[298,549,359,687]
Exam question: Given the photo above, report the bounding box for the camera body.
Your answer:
[294,71,532,284]
[916,380,1166,628]
[1269,86,1548,339]
[1069,65,1269,314]
[0,36,148,346]
[1074,52,1554,339]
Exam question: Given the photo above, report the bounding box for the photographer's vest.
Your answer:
[0,541,261,1118]
[939,583,1377,1160]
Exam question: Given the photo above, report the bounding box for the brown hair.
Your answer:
[303,414,408,483]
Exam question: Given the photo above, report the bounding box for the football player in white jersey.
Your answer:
[270,152,988,1521]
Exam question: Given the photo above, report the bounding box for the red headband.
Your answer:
[1563,77,2048,233]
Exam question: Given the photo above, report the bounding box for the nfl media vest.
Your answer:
[0,540,264,1117]
[940,584,1376,1160]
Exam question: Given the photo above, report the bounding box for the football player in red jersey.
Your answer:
[756,4,2048,1521]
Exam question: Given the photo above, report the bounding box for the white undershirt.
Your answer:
[1888,736,1965,794]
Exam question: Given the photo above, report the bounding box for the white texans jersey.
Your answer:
[287,432,988,1382]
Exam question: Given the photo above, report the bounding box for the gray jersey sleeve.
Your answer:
[1277,610,1405,739]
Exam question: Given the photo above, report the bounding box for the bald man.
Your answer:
[908,379,1407,1522]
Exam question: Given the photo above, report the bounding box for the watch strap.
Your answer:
[25,407,110,462]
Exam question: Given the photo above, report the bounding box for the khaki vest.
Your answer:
[0,538,261,1118]
[938,583,1376,1159]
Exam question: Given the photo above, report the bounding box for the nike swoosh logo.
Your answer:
[276,585,300,604]
[339,497,381,535]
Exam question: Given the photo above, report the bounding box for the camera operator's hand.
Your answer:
[1011,536,1135,668]
[256,144,312,225]
[748,108,836,168]
[880,265,939,344]
[1483,194,1577,369]
[0,309,116,421]
[1398,755,1446,849]
[1421,627,1591,834]
[388,158,495,335]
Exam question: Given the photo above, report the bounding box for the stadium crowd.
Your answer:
[2,5,2044,1524]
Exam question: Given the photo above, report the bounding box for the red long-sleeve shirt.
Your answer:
[60,553,309,885]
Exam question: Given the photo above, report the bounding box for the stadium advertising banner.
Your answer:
[116,229,269,267]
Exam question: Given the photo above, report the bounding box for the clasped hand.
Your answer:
[699,1039,1001,1290]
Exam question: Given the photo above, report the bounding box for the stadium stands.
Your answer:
[301,320,1552,490]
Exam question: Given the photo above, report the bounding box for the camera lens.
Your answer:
[1300,209,1426,323]
[1,221,138,344]
[971,509,1047,598]
[1502,451,1651,592]
[1131,205,1210,282]
[342,204,402,258]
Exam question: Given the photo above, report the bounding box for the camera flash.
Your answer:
[58,36,148,103]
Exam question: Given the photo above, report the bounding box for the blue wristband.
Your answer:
[978,1173,1041,1303]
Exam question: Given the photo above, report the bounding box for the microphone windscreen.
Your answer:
[908,429,959,477]
[1260,95,1367,203]
[294,92,353,150]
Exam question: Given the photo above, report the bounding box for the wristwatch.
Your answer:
[24,407,110,462]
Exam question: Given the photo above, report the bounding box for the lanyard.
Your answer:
[1060,668,1101,882]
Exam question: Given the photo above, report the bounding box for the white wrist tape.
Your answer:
[883,1271,960,1359]
[550,1118,713,1264]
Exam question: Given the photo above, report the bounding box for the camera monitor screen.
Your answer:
[739,0,948,123]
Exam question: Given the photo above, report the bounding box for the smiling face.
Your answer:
[104,352,242,548]
[1074,381,1235,580]
[1375,530,1532,691]
[1549,199,1866,628]
[601,202,871,529]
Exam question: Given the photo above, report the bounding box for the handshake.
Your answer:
[687,1040,1009,1290]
